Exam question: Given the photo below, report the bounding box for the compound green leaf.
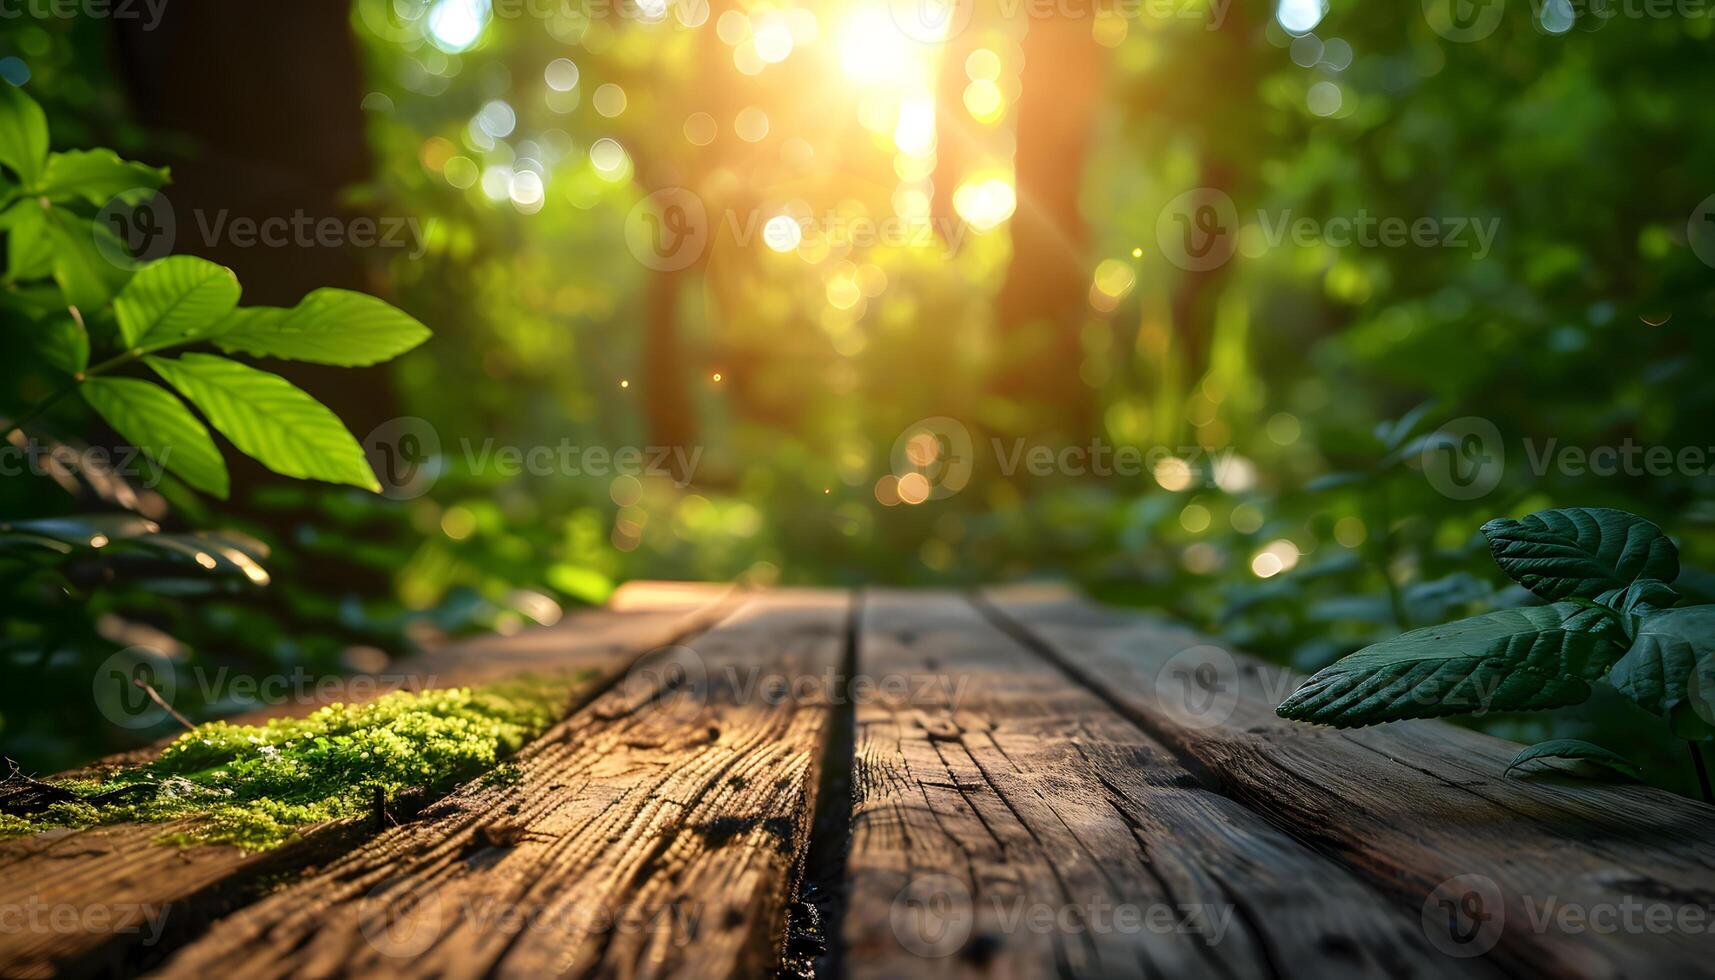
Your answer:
[81,377,228,498]
[147,353,378,491]
[1277,604,1624,728]
[1481,507,1678,601]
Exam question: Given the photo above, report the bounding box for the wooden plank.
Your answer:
[0,593,731,980]
[842,591,1483,979]
[150,590,850,979]
[981,587,1715,979]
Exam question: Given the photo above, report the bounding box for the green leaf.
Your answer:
[1592,578,1680,642]
[1,199,53,281]
[213,288,429,366]
[115,256,241,349]
[1504,739,1640,778]
[146,353,379,491]
[45,208,131,311]
[1481,507,1679,601]
[1608,605,1715,739]
[81,377,229,498]
[36,150,168,207]
[35,314,89,374]
[0,84,49,187]
[1276,604,1625,728]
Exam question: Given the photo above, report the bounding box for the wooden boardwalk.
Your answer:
[3,584,1712,978]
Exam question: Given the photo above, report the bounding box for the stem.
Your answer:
[1691,743,1714,805]
[1,345,165,442]
[0,383,77,443]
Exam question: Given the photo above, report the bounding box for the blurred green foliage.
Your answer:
[4,2,1714,795]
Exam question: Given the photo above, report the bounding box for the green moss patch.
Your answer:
[0,675,584,851]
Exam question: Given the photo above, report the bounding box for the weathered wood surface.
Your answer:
[980,585,1715,978]
[1,585,1711,980]
[842,591,1481,979]
[155,590,848,979]
[0,584,733,979]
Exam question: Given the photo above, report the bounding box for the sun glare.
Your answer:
[837,10,915,86]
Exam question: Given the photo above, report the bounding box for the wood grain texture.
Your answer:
[151,590,849,980]
[843,591,1480,980]
[980,587,1715,980]
[0,595,729,980]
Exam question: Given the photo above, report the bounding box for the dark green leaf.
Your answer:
[36,150,168,207]
[1,199,52,280]
[1504,739,1640,778]
[1608,605,1715,739]
[0,84,49,187]
[114,256,241,349]
[213,288,429,366]
[1276,604,1624,728]
[45,208,131,311]
[80,377,229,498]
[146,353,379,491]
[0,514,158,546]
[35,314,89,374]
[1480,507,1679,601]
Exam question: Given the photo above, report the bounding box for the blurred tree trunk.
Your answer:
[643,267,695,481]
[110,1,392,429]
[992,14,1106,443]
[110,2,390,597]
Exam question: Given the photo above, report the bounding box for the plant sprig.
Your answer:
[1278,505,1715,798]
[1,84,428,498]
